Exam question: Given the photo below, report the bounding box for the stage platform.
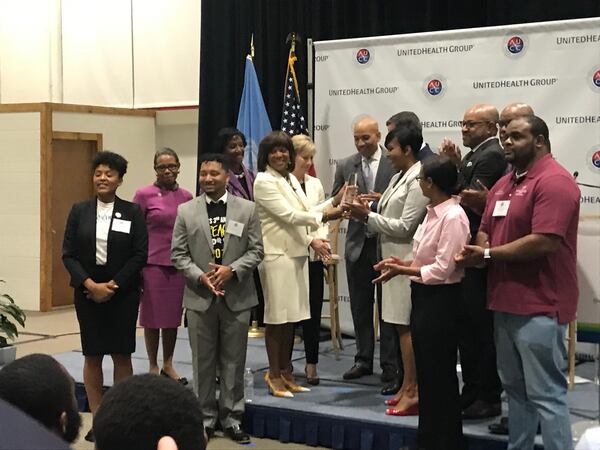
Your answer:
[53,328,598,450]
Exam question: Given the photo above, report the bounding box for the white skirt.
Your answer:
[260,254,310,324]
[381,245,413,325]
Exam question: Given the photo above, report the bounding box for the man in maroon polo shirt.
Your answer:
[456,115,580,450]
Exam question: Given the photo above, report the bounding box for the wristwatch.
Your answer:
[483,248,491,260]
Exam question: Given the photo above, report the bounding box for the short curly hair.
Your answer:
[94,374,205,450]
[257,131,296,172]
[92,151,128,177]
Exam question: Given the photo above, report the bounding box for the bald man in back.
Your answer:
[440,103,507,420]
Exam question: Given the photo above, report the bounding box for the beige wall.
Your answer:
[52,112,157,201]
[0,113,41,311]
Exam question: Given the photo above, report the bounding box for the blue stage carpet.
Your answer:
[53,328,597,450]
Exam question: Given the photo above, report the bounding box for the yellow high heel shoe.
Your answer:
[264,372,294,398]
[281,373,311,393]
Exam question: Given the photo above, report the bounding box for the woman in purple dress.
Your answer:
[214,127,255,201]
[133,148,193,383]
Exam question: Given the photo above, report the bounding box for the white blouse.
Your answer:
[96,200,114,265]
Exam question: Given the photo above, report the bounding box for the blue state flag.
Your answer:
[236,56,272,174]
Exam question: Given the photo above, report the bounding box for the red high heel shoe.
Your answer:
[385,404,419,416]
[384,397,400,406]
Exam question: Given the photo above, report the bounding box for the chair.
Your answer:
[323,219,344,359]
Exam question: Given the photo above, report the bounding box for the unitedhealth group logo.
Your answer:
[422,75,446,99]
[503,31,528,58]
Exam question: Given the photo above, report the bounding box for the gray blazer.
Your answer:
[332,145,396,262]
[171,193,264,313]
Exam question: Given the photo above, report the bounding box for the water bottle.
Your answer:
[244,368,254,403]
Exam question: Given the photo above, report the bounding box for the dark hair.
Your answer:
[92,151,128,177]
[94,374,205,450]
[384,125,423,158]
[521,115,550,146]
[422,155,460,196]
[153,147,180,166]
[199,152,231,172]
[257,131,296,172]
[214,127,247,154]
[0,354,80,442]
[386,111,423,133]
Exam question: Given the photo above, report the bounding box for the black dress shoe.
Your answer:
[84,428,95,442]
[380,369,398,383]
[381,380,401,396]
[224,424,251,444]
[462,400,501,420]
[204,427,215,441]
[343,365,373,380]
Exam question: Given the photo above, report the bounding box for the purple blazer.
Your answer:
[133,184,193,266]
[227,165,255,201]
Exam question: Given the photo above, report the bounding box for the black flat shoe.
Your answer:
[160,369,188,385]
[224,424,251,444]
[305,367,320,385]
[84,428,95,442]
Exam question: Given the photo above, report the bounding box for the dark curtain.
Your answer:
[198,0,600,159]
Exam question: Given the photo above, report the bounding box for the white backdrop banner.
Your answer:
[313,18,600,339]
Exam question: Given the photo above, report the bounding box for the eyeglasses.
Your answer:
[155,164,179,172]
[461,120,492,129]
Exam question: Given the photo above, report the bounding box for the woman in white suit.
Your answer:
[254,131,341,398]
[346,126,429,415]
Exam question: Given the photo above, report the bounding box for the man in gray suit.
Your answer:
[333,116,399,385]
[171,153,264,444]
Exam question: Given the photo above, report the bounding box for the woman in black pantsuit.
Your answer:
[62,151,147,442]
[374,156,470,450]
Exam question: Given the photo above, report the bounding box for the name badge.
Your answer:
[413,224,424,242]
[112,218,132,233]
[226,220,244,237]
[492,200,510,217]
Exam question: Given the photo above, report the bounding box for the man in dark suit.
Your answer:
[332,116,399,386]
[386,111,435,162]
[171,154,264,444]
[440,103,507,419]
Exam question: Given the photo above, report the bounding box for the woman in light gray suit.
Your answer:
[346,126,428,415]
[291,134,345,385]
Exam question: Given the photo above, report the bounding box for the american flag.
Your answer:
[281,48,308,136]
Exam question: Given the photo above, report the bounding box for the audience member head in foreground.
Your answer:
[93,374,205,450]
[0,353,81,443]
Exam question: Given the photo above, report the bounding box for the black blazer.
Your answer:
[62,197,148,292]
[459,137,507,239]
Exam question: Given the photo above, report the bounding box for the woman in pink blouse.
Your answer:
[374,155,470,450]
[133,148,193,383]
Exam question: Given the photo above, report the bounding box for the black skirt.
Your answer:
[74,287,140,356]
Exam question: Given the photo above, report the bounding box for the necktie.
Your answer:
[363,158,374,192]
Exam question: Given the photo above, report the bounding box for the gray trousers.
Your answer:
[346,237,399,373]
[187,302,251,429]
